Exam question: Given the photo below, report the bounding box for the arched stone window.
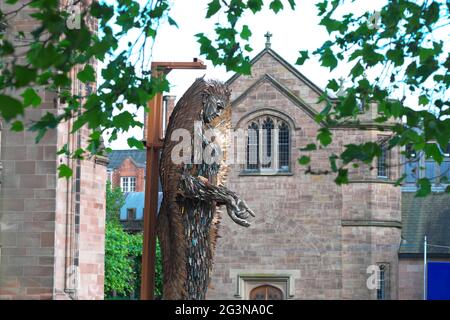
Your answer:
[278,121,290,171]
[245,116,291,173]
[377,136,390,179]
[247,122,259,170]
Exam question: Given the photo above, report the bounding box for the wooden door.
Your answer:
[249,285,283,300]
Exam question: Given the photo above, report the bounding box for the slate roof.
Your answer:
[400,192,450,256]
[107,149,146,170]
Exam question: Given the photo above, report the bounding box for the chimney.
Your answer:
[143,95,177,141]
[163,95,177,126]
[161,95,176,139]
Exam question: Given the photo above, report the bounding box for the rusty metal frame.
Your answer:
[141,59,206,300]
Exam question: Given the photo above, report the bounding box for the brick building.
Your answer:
[0,1,108,299]
[107,150,146,193]
[107,150,165,233]
[189,41,449,300]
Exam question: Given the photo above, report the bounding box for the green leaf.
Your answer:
[418,95,429,106]
[150,1,169,19]
[295,50,309,65]
[386,48,404,66]
[339,92,357,117]
[77,65,96,83]
[73,148,85,160]
[52,74,71,87]
[113,112,135,131]
[13,65,37,87]
[320,48,338,70]
[0,94,24,121]
[319,100,332,118]
[269,0,283,13]
[247,0,263,13]
[127,137,144,149]
[316,1,327,15]
[298,156,311,165]
[300,143,317,151]
[424,2,439,25]
[240,25,252,40]
[319,16,342,34]
[419,47,435,63]
[287,0,296,10]
[335,168,349,185]
[27,43,60,69]
[90,2,115,21]
[206,0,221,18]
[58,164,73,179]
[416,178,431,197]
[146,28,156,38]
[90,130,101,141]
[394,174,407,186]
[57,144,70,156]
[29,112,59,143]
[11,120,24,132]
[351,61,364,78]
[244,44,253,52]
[340,142,379,164]
[72,113,89,133]
[327,79,339,91]
[424,143,444,164]
[329,154,338,172]
[390,100,404,118]
[21,88,42,107]
[168,16,178,27]
[317,127,332,146]
[236,59,252,75]
[361,44,384,66]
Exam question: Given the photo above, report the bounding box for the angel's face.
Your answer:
[202,81,230,123]
[203,93,227,123]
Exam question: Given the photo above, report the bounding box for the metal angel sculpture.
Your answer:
[157,78,255,299]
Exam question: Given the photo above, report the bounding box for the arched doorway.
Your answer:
[249,284,283,300]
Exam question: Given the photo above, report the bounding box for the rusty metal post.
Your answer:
[141,59,206,300]
[141,90,163,300]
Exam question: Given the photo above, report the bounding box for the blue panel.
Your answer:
[425,161,436,183]
[404,161,419,183]
[120,191,164,221]
[427,262,450,300]
[440,161,450,181]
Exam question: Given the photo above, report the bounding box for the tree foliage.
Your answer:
[0,0,172,170]
[104,219,143,298]
[302,0,450,197]
[106,180,126,223]
[104,181,162,298]
[0,0,449,196]
[105,182,139,297]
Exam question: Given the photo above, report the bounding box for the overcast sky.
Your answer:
[102,0,398,149]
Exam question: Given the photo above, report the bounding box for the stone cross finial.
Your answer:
[264,31,272,48]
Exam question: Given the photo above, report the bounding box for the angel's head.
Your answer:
[202,80,231,123]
